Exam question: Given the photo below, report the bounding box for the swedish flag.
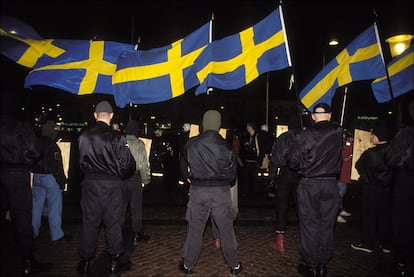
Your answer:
[0,21,64,68]
[194,7,291,95]
[299,24,387,111]
[112,22,210,107]
[371,45,413,103]
[24,40,135,95]
[1,16,135,95]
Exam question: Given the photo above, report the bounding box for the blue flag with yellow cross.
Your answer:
[299,24,387,111]
[112,22,210,107]
[24,40,134,95]
[1,16,134,95]
[194,7,291,95]
[371,45,413,103]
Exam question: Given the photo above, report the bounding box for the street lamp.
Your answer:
[322,38,340,67]
[386,34,414,58]
[385,34,413,122]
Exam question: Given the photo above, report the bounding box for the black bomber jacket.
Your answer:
[78,121,136,179]
[179,130,237,186]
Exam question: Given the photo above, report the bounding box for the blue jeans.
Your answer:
[337,181,347,212]
[32,173,64,241]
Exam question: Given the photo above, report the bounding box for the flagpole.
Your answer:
[373,10,397,118]
[279,0,304,129]
[206,13,214,96]
[266,73,269,127]
[340,86,348,126]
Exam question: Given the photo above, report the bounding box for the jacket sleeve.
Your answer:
[137,140,151,185]
[286,132,302,172]
[385,126,414,169]
[18,122,43,166]
[179,143,190,181]
[51,142,68,189]
[115,135,136,179]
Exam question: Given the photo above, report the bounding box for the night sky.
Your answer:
[1,1,413,129]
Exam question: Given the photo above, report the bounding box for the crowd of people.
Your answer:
[1,99,413,277]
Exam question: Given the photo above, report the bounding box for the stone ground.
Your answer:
[1,181,411,277]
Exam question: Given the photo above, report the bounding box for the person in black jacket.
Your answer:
[240,121,259,198]
[0,116,51,276]
[178,110,242,276]
[268,120,300,253]
[287,103,343,277]
[76,101,136,276]
[385,100,414,276]
[351,122,394,255]
[31,120,69,242]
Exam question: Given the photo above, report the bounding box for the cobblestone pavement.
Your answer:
[0,182,409,277]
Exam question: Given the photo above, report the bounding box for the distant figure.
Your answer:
[178,110,242,276]
[287,103,343,277]
[122,119,151,245]
[112,122,121,132]
[336,133,353,223]
[351,122,394,254]
[31,120,69,242]
[179,123,191,160]
[150,128,174,180]
[77,101,136,275]
[257,124,274,170]
[0,116,51,276]
[385,100,414,277]
[268,120,300,253]
[240,121,259,198]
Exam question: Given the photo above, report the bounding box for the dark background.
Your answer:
[1,0,413,131]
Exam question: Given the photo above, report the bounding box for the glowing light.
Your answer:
[386,34,414,57]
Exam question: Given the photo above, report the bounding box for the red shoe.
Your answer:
[270,233,285,252]
[215,238,221,249]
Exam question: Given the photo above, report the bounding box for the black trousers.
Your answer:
[240,161,258,197]
[392,169,414,263]
[274,167,298,232]
[183,185,240,269]
[0,166,33,259]
[79,176,124,258]
[297,178,339,267]
[360,183,392,249]
[122,172,143,233]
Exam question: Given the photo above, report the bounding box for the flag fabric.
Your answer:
[371,45,414,103]
[299,24,386,111]
[112,22,210,107]
[0,18,60,68]
[24,40,135,95]
[1,16,135,95]
[0,15,42,39]
[194,7,291,95]
[0,16,44,67]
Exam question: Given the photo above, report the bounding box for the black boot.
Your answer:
[110,253,132,274]
[77,257,93,276]
[304,264,318,277]
[23,257,51,276]
[319,263,327,277]
[132,232,150,245]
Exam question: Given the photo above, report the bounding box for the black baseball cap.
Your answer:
[312,103,332,114]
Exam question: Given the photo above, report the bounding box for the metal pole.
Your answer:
[266,73,269,126]
[340,86,348,126]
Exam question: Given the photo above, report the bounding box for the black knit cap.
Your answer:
[41,120,58,139]
[313,102,332,113]
[125,120,140,137]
